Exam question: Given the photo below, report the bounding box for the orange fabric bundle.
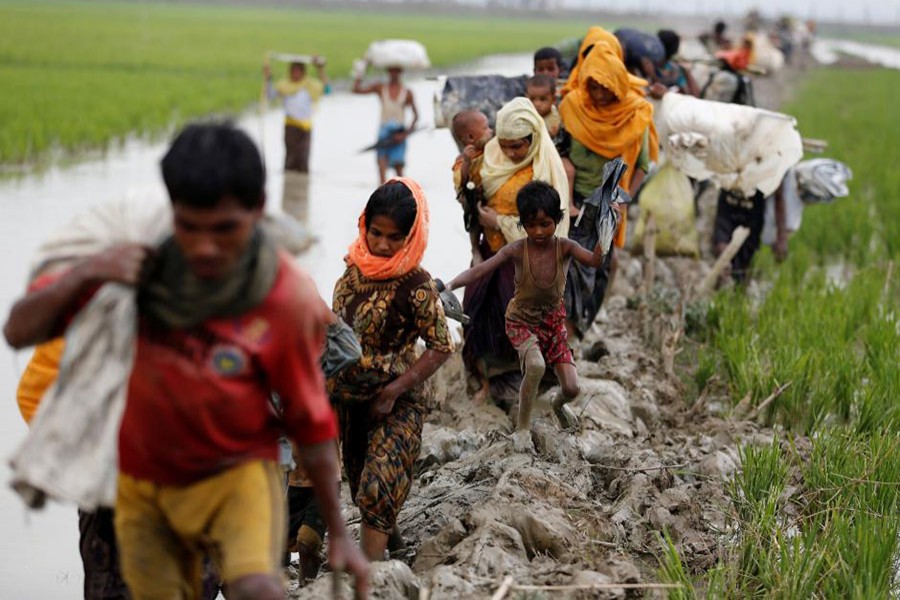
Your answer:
[346,177,430,280]
[16,338,65,424]
[562,26,648,97]
[559,44,659,193]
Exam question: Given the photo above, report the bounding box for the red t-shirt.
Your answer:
[119,254,337,485]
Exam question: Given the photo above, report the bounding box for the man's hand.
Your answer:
[329,531,370,599]
[568,203,581,218]
[477,203,499,230]
[312,55,326,68]
[85,244,154,286]
[371,381,403,418]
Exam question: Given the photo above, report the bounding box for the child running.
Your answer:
[443,180,605,451]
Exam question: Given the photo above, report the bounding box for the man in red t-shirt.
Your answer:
[3,123,369,600]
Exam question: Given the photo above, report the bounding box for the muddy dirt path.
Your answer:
[290,60,807,600]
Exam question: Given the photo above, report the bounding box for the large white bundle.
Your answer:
[364,39,430,70]
[660,93,803,197]
[750,31,785,73]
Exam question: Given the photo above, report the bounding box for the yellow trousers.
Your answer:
[115,460,285,600]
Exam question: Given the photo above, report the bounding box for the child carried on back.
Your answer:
[441,180,605,451]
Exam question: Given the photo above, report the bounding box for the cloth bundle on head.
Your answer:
[562,26,647,97]
[560,44,659,192]
[346,177,430,280]
[480,97,570,214]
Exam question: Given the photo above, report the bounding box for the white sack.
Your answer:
[750,31,785,73]
[364,39,431,70]
[12,195,314,510]
[659,93,803,197]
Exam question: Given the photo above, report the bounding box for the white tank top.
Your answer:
[380,85,407,124]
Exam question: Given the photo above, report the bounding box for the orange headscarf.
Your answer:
[562,27,648,97]
[346,177,430,280]
[559,44,659,192]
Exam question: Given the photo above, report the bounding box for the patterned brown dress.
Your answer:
[330,264,453,533]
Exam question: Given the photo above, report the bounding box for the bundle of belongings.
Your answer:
[434,75,528,131]
[633,162,701,257]
[761,158,852,245]
[659,92,803,197]
[364,39,431,70]
[8,195,346,510]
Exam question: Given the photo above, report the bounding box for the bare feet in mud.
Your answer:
[553,396,579,430]
[510,429,535,453]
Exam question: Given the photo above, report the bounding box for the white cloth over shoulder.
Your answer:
[11,193,169,510]
[659,93,803,197]
[364,39,430,70]
[11,194,314,510]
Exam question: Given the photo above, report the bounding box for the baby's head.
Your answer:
[516,180,563,229]
[525,75,556,118]
[451,110,493,150]
[533,47,563,80]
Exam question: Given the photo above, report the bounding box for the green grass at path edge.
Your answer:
[663,67,900,598]
[0,0,619,165]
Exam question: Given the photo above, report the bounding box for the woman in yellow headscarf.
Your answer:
[463,97,569,402]
[562,26,648,98]
[559,43,659,337]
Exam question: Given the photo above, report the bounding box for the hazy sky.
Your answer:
[444,0,900,24]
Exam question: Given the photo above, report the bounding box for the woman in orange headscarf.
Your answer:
[331,177,453,561]
[559,43,659,336]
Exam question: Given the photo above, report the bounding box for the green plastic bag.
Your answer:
[633,162,700,257]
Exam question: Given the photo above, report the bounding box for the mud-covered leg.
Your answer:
[552,362,581,430]
[517,346,546,431]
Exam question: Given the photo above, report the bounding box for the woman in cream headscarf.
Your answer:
[463,97,569,402]
[560,42,659,337]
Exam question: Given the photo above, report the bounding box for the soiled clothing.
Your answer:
[329,265,453,404]
[115,460,283,597]
[123,253,337,486]
[338,398,424,534]
[713,189,765,282]
[506,238,573,368]
[329,265,451,533]
[506,303,574,368]
[506,238,568,326]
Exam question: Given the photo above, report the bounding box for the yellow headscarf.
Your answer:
[480,97,570,213]
[559,44,659,192]
[562,26,648,97]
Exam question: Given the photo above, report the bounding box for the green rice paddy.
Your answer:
[0,0,605,165]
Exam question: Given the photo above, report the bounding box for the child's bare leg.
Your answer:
[552,362,581,429]
[377,157,388,184]
[517,346,546,431]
